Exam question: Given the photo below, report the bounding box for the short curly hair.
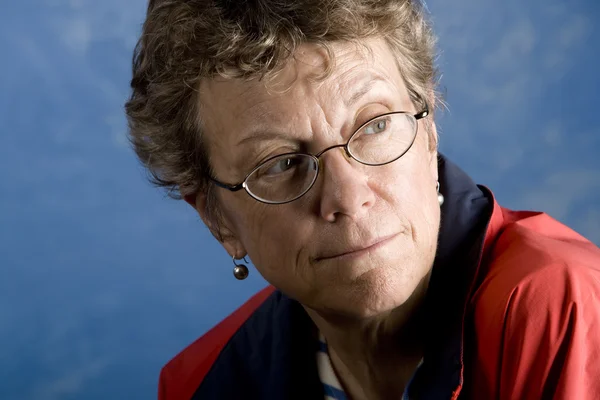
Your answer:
[125,0,438,207]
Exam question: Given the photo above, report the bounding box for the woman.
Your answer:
[125,1,600,399]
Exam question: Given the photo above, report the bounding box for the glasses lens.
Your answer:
[245,154,318,203]
[348,113,417,165]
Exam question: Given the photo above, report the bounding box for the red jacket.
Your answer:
[158,157,600,400]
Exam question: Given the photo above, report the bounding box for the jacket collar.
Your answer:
[408,155,492,399]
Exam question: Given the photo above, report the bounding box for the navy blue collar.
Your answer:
[193,154,492,400]
[407,155,492,399]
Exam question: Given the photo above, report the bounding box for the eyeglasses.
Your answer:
[210,105,430,204]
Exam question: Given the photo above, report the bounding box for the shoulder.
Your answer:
[158,286,276,400]
[468,206,600,397]
[473,207,600,322]
[478,207,600,305]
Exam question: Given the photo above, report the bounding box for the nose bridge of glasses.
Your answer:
[315,143,352,162]
[312,142,362,185]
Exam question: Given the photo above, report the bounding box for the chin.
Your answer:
[315,264,421,320]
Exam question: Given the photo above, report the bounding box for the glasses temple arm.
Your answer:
[414,109,429,120]
[209,177,245,192]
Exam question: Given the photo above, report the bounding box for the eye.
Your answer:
[262,156,301,176]
[363,118,388,135]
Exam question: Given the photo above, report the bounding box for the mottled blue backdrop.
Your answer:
[1,1,598,399]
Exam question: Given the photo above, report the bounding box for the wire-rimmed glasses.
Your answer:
[210,105,430,204]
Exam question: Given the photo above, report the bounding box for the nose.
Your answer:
[317,148,376,222]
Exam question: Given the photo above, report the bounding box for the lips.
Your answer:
[315,233,399,261]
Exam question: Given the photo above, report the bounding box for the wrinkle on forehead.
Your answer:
[262,40,383,93]
[199,38,400,124]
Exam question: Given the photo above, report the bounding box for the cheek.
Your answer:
[376,148,440,241]
[376,154,434,204]
[232,203,313,280]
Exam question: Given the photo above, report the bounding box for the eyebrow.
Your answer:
[343,76,386,107]
[235,130,292,149]
[232,131,297,172]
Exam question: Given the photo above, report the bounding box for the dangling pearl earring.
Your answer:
[437,181,444,206]
[232,255,249,280]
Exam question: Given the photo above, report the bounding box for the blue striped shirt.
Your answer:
[316,333,422,400]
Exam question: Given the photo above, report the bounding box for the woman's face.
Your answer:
[197,38,441,319]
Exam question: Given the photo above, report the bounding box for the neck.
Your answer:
[305,273,431,400]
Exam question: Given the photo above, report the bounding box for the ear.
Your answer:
[184,192,247,259]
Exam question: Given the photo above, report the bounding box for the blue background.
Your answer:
[1,1,598,399]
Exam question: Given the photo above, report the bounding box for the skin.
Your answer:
[189,38,441,399]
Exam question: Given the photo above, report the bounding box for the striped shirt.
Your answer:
[316,333,422,400]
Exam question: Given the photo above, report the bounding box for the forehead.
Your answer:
[199,38,403,117]
[197,38,406,167]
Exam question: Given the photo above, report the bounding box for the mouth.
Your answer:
[315,233,399,262]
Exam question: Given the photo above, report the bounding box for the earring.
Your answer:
[232,255,249,280]
[437,181,444,206]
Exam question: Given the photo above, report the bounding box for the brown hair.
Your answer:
[125,0,438,209]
